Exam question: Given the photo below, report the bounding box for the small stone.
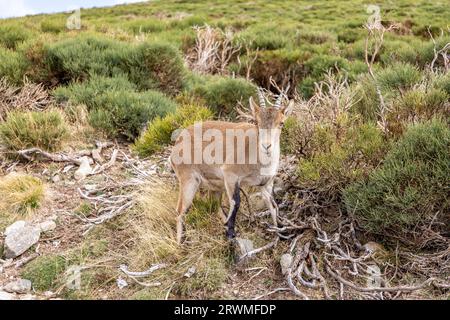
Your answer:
[4,221,27,237]
[51,175,60,183]
[3,279,32,294]
[0,291,15,300]
[39,220,57,233]
[4,225,41,259]
[280,253,293,275]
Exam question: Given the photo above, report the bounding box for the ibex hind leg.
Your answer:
[176,175,200,244]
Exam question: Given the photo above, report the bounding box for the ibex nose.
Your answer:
[262,143,272,151]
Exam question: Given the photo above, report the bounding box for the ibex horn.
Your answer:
[274,83,290,108]
[257,87,266,108]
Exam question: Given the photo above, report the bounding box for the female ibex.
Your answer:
[170,88,293,244]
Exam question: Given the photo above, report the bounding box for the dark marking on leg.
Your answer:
[226,182,240,239]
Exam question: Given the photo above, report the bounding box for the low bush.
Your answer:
[377,62,421,92]
[134,103,213,156]
[0,110,69,152]
[54,75,176,139]
[0,47,27,85]
[296,122,385,194]
[45,35,185,94]
[191,76,255,117]
[0,24,31,49]
[125,41,185,95]
[343,119,450,248]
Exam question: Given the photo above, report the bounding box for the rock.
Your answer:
[4,225,41,259]
[19,294,36,300]
[74,156,92,180]
[3,279,32,294]
[0,291,15,300]
[280,253,293,275]
[51,175,60,183]
[39,220,57,233]
[4,221,27,237]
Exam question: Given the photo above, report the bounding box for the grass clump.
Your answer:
[0,173,45,229]
[343,119,450,248]
[54,75,176,139]
[0,110,69,152]
[133,103,213,156]
[21,254,67,291]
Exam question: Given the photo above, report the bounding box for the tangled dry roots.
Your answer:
[252,157,450,300]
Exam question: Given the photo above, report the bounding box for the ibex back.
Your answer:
[170,89,293,244]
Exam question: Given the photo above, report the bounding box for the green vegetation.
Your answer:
[0,110,69,152]
[134,103,213,156]
[54,75,176,139]
[344,119,450,247]
[0,0,449,299]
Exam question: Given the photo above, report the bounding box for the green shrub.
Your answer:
[191,76,255,117]
[45,35,126,83]
[124,19,167,34]
[377,62,421,92]
[0,24,31,49]
[125,41,185,95]
[134,104,213,156]
[395,88,449,119]
[297,122,385,192]
[246,49,310,92]
[54,76,176,139]
[0,47,27,85]
[236,24,292,50]
[343,119,450,247]
[0,110,69,152]
[45,36,185,94]
[299,54,366,98]
[40,19,67,34]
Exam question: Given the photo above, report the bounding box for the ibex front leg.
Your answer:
[176,175,200,244]
[224,176,240,239]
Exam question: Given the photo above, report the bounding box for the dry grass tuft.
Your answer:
[0,173,45,228]
[126,179,231,298]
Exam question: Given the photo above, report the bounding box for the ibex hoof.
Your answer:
[226,229,236,239]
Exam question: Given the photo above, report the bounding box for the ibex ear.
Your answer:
[281,100,294,117]
[249,96,261,119]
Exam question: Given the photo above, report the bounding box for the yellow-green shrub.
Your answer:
[0,110,69,152]
[134,104,213,157]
